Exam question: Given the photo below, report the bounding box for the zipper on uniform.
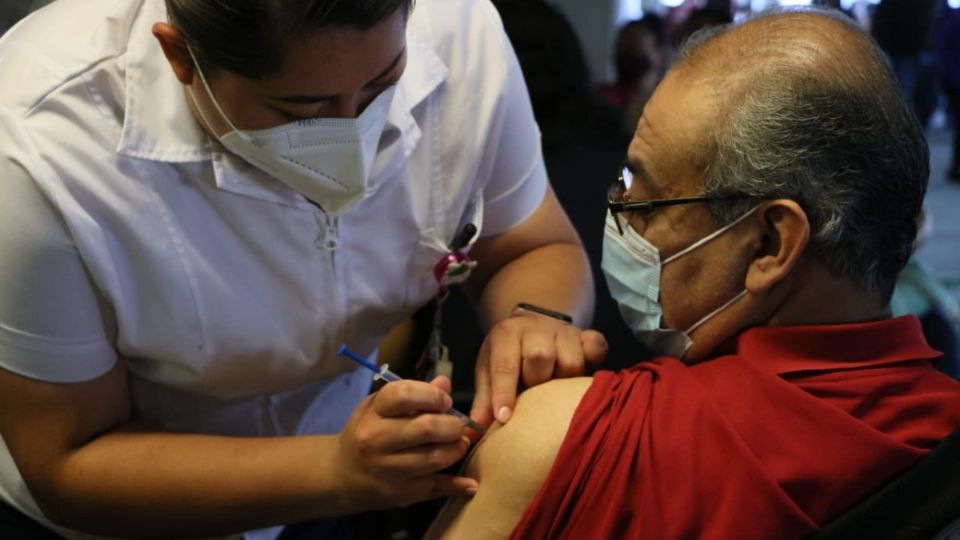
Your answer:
[315,211,340,252]
[314,210,347,351]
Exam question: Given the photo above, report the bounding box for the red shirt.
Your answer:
[511,317,960,540]
[596,82,634,110]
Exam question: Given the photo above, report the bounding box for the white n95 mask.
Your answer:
[600,207,758,359]
[188,54,395,216]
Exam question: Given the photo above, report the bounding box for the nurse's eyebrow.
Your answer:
[269,47,407,104]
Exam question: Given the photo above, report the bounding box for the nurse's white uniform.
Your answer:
[0,0,547,537]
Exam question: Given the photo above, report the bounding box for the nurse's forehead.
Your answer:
[247,15,407,93]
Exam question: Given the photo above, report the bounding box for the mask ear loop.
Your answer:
[684,289,748,335]
[671,205,762,335]
[184,46,245,139]
[662,204,762,266]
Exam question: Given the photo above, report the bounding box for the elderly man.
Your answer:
[426,9,960,540]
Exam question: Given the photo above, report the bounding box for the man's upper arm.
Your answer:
[425,377,593,540]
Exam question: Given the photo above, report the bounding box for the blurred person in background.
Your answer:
[937,3,960,181]
[597,15,667,132]
[873,0,941,127]
[675,7,733,47]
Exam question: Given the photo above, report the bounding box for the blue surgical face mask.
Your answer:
[601,207,759,359]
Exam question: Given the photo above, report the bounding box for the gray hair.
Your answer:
[676,9,928,300]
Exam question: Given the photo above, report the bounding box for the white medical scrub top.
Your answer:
[0,0,548,537]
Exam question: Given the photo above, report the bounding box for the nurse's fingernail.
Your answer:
[496,406,512,423]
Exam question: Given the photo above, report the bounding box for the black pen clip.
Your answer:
[448,222,477,252]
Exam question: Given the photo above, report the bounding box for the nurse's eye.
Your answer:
[270,106,305,121]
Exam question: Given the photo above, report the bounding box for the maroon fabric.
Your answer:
[510,317,960,540]
[596,83,633,110]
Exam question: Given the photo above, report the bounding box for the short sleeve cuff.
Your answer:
[481,158,548,237]
[0,324,117,383]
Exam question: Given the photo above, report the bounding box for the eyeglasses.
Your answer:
[607,161,749,235]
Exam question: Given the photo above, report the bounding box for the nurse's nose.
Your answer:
[329,86,389,119]
[329,93,361,119]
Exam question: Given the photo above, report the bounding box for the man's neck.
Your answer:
[767,266,891,328]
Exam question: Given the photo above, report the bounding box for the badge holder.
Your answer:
[413,224,477,381]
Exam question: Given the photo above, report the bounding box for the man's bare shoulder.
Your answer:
[425,377,594,540]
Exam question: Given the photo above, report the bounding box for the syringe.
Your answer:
[337,345,485,433]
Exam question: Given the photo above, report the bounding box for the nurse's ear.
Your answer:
[152,23,195,85]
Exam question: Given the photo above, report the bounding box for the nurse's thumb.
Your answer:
[414,474,479,503]
[581,330,609,365]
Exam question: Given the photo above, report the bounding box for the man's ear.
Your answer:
[745,199,810,295]
[152,23,194,85]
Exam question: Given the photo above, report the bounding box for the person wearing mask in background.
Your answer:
[597,15,666,133]
[426,9,960,539]
[0,0,606,538]
[891,208,960,378]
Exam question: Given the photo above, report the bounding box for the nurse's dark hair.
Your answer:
[164,0,414,79]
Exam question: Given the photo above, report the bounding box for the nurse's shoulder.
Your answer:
[0,0,138,115]
[407,0,515,79]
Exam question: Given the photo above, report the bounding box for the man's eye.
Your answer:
[627,206,655,218]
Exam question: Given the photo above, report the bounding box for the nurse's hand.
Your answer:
[470,313,607,430]
[334,376,477,511]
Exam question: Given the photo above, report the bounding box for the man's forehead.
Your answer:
[631,70,722,186]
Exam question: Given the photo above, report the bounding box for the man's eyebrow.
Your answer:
[625,155,651,183]
[269,46,407,104]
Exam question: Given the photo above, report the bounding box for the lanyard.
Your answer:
[413,223,477,380]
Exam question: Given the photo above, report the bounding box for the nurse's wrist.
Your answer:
[309,433,367,516]
[510,302,573,324]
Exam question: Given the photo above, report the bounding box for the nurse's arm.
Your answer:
[466,185,606,426]
[467,184,594,329]
[0,361,473,538]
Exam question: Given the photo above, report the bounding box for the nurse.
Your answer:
[0,0,605,538]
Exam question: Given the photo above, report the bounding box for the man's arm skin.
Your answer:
[0,360,476,538]
[425,377,594,540]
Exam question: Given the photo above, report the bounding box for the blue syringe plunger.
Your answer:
[337,344,485,433]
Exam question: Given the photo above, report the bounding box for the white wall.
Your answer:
[547,0,620,83]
